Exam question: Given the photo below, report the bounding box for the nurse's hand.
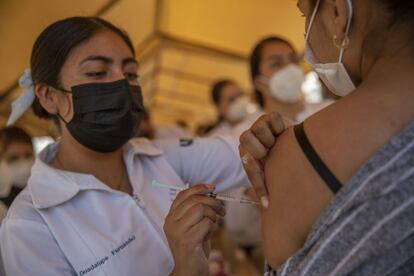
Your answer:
[239,112,288,208]
[165,184,225,276]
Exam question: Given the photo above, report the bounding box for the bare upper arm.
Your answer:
[262,126,334,268]
[260,89,412,269]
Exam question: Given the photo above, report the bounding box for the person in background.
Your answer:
[0,126,34,218]
[205,79,263,273]
[234,36,334,137]
[208,79,252,136]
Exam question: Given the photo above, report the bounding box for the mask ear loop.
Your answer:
[304,0,321,42]
[337,0,353,63]
[53,87,72,125]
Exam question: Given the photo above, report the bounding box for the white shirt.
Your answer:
[232,110,264,138]
[0,202,7,221]
[0,137,248,276]
[154,126,191,140]
[208,122,235,137]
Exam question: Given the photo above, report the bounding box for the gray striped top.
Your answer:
[265,122,414,276]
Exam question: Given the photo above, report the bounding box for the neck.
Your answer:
[52,128,128,192]
[263,96,305,121]
[360,40,414,100]
[346,41,414,134]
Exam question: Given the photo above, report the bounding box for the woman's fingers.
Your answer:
[180,204,220,230]
[187,217,219,244]
[173,194,225,221]
[268,112,288,136]
[165,187,218,276]
[240,130,268,159]
[240,112,287,160]
[239,145,267,208]
[238,112,288,208]
[250,118,276,148]
[170,184,215,211]
[244,187,259,202]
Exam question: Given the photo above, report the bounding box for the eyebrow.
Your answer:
[267,54,284,61]
[79,55,113,66]
[79,55,138,67]
[122,57,138,66]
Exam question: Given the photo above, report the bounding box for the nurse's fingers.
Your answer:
[187,217,219,245]
[170,184,215,211]
[179,204,219,230]
[173,194,225,221]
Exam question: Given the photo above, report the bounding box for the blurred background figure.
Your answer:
[249,36,333,123]
[205,79,263,274]
[0,126,34,219]
[208,79,255,137]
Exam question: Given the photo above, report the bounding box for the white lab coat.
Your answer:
[0,137,248,276]
[208,122,235,137]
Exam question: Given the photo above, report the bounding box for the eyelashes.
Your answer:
[84,71,139,81]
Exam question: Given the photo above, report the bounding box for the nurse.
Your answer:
[0,17,272,276]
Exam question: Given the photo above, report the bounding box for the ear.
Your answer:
[34,83,59,115]
[334,0,351,44]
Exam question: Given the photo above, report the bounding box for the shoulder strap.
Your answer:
[294,122,342,194]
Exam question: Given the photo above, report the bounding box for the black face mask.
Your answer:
[57,79,145,153]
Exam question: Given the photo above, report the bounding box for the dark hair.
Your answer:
[30,17,135,119]
[249,36,296,108]
[377,1,414,25]
[211,79,234,107]
[0,127,33,151]
[307,0,414,24]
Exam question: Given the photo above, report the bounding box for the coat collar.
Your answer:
[30,138,163,209]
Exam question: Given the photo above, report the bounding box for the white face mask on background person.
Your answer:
[268,64,305,103]
[304,0,356,97]
[227,96,258,123]
[0,161,12,197]
[8,159,34,188]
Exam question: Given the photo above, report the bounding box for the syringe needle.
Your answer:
[152,181,259,205]
[215,194,259,205]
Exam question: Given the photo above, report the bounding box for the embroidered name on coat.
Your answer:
[111,235,136,256]
[78,235,136,275]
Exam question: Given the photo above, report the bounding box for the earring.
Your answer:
[333,35,350,49]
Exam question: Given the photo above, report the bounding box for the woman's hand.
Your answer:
[239,112,289,208]
[165,184,225,276]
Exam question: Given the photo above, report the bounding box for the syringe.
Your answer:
[152,181,259,205]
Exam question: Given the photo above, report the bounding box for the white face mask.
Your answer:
[8,159,33,188]
[0,161,12,197]
[268,64,305,103]
[227,96,258,123]
[304,0,355,97]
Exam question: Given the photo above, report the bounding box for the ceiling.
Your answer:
[0,0,305,136]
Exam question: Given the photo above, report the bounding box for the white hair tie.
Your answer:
[6,68,36,126]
